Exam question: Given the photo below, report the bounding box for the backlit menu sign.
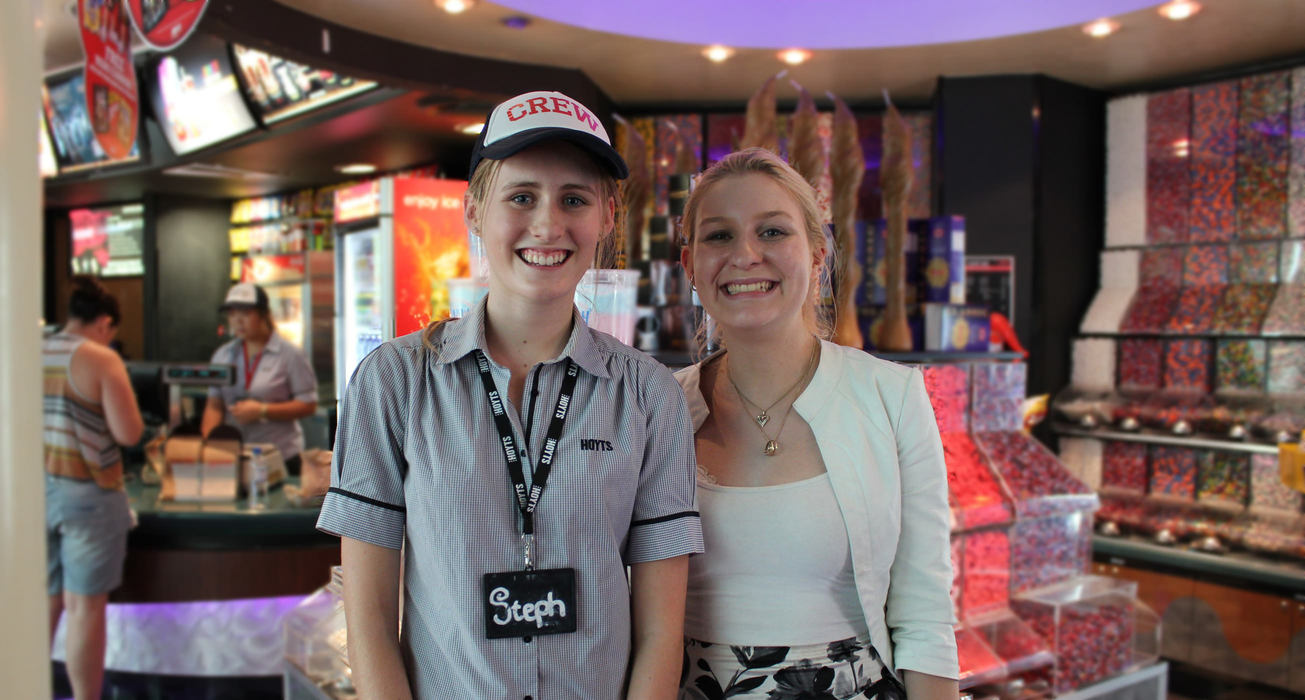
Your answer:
[70,203,146,278]
[126,0,209,51]
[43,74,142,172]
[39,111,58,178]
[231,44,376,124]
[151,36,258,156]
[333,181,382,223]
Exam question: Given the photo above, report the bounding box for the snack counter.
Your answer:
[49,461,338,680]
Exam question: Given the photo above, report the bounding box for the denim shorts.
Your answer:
[46,473,131,596]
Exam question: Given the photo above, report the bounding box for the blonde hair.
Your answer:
[422,147,622,350]
[680,147,835,350]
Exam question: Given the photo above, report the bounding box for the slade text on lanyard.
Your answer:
[474,350,579,570]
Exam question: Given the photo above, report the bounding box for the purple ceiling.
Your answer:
[494,1,1161,49]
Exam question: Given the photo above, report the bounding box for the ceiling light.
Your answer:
[1158,0,1201,20]
[335,163,377,175]
[702,45,735,63]
[1081,18,1120,38]
[777,48,811,66]
[434,0,474,15]
[461,122,485,135]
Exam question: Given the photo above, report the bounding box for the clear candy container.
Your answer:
[284,566,353,698]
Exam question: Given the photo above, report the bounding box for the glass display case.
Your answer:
[284,566,353,699]
[1011,575,1160,695]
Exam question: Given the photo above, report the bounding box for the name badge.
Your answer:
[482,568,578,639]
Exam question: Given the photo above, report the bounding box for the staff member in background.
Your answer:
[202,282,317,475]
[45,276,144,700]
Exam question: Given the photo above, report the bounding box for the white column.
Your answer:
[0,0,52,698]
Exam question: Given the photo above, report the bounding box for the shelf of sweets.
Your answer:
[1092,533,1305,593]
[1009,575,1158,696]
[955,623,1008,691]
[1054,423,1283,454]
[921,364,1015,531]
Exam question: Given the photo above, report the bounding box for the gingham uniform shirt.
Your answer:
[317,297,702,699]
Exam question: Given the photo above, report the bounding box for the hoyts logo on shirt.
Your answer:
[504,96,601,133]
[580,439,613,452]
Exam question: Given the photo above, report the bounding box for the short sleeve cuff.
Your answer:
[293,390,319,403]
[624,512,703,564]
[316,489,406,550]
[892,625,960,681]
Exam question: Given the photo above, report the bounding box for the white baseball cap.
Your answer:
[468,90,628,180]
[219,283,269,312]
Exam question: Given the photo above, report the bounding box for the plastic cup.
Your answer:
[575,269,640,345]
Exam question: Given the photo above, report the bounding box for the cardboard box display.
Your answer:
[924,303,991,352]
[916,215,967,304]
[862,219,920,307]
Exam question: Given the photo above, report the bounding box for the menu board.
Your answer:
[230,44,376,124]
[70,203,146,278]
[150,36,257,156]
[43,74,141,172]
[126,0,209,51]
[39,111,59,178]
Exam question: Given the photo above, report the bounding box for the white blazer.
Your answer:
[675,340,959,680]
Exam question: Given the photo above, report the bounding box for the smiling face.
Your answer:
[683,172,825,339]
[466,141,615,311]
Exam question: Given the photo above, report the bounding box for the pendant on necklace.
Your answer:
[755,412,770,427]
[764,440,779,457]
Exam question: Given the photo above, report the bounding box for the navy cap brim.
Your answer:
[471,127,629,180]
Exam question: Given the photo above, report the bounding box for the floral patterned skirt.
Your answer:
[678,636,906,700]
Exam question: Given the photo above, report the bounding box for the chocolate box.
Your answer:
[916,215,968,304]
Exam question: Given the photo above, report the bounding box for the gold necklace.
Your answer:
[726,341,819,457]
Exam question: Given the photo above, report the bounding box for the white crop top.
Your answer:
[684,472,871,645]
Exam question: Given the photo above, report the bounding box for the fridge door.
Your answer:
[264,283,306,349]
[336,222,393,398]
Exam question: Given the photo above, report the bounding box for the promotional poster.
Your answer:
[125,0,210,51]
[78,0,139,161]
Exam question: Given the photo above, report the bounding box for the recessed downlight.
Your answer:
[434,0,474,15]
[1158,0,1201,20]
[702,45,735,63]
[461,122,486,135]
[335,163,377,175]
[1082,18,1120,38]
[777,48,811,66]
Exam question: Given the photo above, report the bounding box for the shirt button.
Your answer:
[525,696,533,700]
[523,636,532,644]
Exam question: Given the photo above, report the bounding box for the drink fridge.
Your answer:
[332,177,469,399]
[239,251,335,392]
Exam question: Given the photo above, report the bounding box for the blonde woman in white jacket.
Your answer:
[675,148,958,700]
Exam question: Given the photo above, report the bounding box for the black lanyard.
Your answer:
[474,350,579,566]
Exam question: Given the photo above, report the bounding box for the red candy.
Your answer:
[1101,441,1147,495]
[962,529,1010,615]
[943,433,1014,530]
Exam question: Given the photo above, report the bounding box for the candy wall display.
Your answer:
[961,528,1010,616]
[973,431,1098,520]
[1101,440,1148,496]
[1267,341,1305,394]
[970,363,1025,432]
[1119,248,1184,333]
[1012,576,1137,694]
[1215,339,1268,393]
[1167,245,1228,334]
[972,613,1055,677]
[943,432,1015,531]
[955,624,1007,690]
[1118,338,1164,391]
[1164,339,1213,393]
[1263,284,1305,335]
[922,363,970,433]
[1010,511,1093,595]
[950,535,964,612]
[1242,516,1305,558]
[1146,88,1191,245]
[1098,492,1147,530]
[1147,446,1198,502]
[1214,242,1280,334]
[1196,452,1250,509]
[1236,71,1291,241]
[1250,453,1301,515]
[1190,80,1239,243]
[1291,68,1305,238]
